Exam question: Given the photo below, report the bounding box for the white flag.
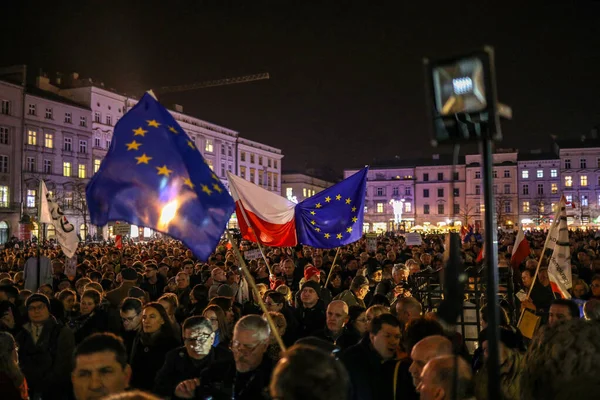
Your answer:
[38,180,53,224]
[547,199,572,299]
[545,196,566,251]
[38,180,78,258]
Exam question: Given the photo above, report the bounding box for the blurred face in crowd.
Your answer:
[142,306,165,334]
[80,296,97,316]
[573,283,588,298]
[72,351,131,400]
[183,264,194,276]
[231,328,268,373]
[282,260,295,277]
[353,311,368,335]
[366,308,388,331]
[203,309,220,332]
[370,269,383,283]
[176,272,189,289]
[28,301,50,324]
[158,299,175,321]
[183,327,214,360]
[331,274,342,288]
[549,304,574,327]
[326,301,349,334]
[538,269,550,286]
[38,285,53,298]
[356,284,370,300]
[212,268,227,283]
[265,295,283,312]
[521,270,533,288]
[300,287,318,308]
[120,309,141,331]
[144,266,157,279]
[312,255,323,268]
[370,323,400,360]
[592,279,600,297]
[158,265,169,278]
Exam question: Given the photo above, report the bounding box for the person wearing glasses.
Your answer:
[119,297,143,356]
[15,293,76,400]
[154,316,232,397]
[174,315,272,400]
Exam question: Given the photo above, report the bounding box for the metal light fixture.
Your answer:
[433,56,487,115]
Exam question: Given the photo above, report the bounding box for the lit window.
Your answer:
[581,175,588,187]
[63,162,72,177]
[27,130,37,145]
[0,186,8,207]
[551,203,557,212]
[565,176,572,187]
[405,202,411,213]
[521,170,529,179]
[566,194,572,203]
[205,139,214,153]
[582,195,589,207]
[27,190,36,208]
[479,204,485,213]
[537,170,543,178]
[240,166,246,179]
[94,159,101,173]
[303,188,307,197]
[551,183,558,194]
[377,203,384,213]
[550,169,557,178]
[523,202,530,212]
[286,188,293,197]
[240,152,246,162]
[45,133,53,148]
[206,158,213,171]
[78,164,86,179]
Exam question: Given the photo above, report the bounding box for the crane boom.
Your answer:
[154,72,270,95]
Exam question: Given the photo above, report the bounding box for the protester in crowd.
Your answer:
[119,297,143,356]
[106,268,138,308]
[314,300,359,350]
[548,298,580,327]
[334,275,370,308]
[294,281,326,338]
[202,304,231,349]
[72,289,110,344]
[188,284,209,317]
[395,296,423,329]
[157,293,182,338]
[71,333,131,400]
[0,331,28,400]
[346,305,368,338]
[139,263,165,301]
[262,311,286,362]
[269,344,350,400]
[129,302,179,391]
[418,355,474,400]
[408,335,453,391]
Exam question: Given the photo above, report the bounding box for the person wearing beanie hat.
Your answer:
[26,293,51,311]
[216,284,235,299]
[304,265,321,283]
[294,281,326,338]
[333,276,370,309]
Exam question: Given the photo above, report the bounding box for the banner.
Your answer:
[547,200,572,299]
[39,180,78,258]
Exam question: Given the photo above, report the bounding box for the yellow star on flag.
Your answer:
[135,153,152,164]
[352,216,358,223]
[346,227,353,233]
[156,165,173,177]
[147,120,161,128]
[335,194,341,201]
[316,203,322,208]
[336,233,343,239]
[126,140,142,151]
[168,126,178,134]
[325,196,331,203]
[201,184,213,195]
[187,140,195,149]
[311,220,316,225]
[351,206,357,212]
[345,198,352,204]
[324,233,331,239]
[212,183,223,193]
[310,211,316,215]
[183,178,195,189]
[211,173,220,182]
[133,127,147,137]
[315,228,321,232]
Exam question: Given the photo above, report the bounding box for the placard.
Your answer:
[244,248,262,260]
[366,233,378,252]
[405,232,423,246]
[113,223,131,236]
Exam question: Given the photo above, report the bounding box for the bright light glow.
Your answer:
[130,225,139,238]
[159,200,179,228]
[452,77,473,95]
[389,199,404,224]
[521,218,533,224]
[286,194,298,204]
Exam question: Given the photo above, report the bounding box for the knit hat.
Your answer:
[121,268,138,281]
[217,284,235,298]
[301,281,321,298]
[365,258,382,277]
[304,265,321,281]
[26,293,51,310]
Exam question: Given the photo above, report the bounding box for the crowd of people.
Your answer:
[0,228,599,400]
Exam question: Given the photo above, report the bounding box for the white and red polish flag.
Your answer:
[511,228,531,269]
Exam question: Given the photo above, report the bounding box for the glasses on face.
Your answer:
[121,314,139,323]
[28,304,47,312]
[230,339,263,354]
[183,332,212,343]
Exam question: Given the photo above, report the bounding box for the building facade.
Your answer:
[281,172,334,203]
[414,156,466,227]
[237,137,283,193]
[344,165,416,233]
[517,152,561,226]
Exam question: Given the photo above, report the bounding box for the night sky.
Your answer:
[3,1,600,176]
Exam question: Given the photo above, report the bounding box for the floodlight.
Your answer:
[433,57,486,115]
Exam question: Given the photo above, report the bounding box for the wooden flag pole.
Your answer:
[226,230,286,352]
[324,247,341,288]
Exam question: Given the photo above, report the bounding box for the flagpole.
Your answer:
[324,247,341,287]
[226,230,286,352]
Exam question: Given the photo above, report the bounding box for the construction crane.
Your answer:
[153,72,270,95]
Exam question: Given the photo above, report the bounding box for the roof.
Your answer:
[517,152,559,162]
[348,154,466,170]
[555,138,600,149]
[25,85,91,110]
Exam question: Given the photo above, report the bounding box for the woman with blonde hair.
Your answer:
[0,332,28,400]
[276,285,294,307]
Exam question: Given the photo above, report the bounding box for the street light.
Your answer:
[424,46,510,400]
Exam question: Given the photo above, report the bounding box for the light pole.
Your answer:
[424,46,511,400]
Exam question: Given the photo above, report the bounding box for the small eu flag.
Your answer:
[295,167,368,248]
[86,93,235,260]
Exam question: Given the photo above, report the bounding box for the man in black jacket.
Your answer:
[154,316,232,397]
[174,315,273,400]
[340,314,402,400]
[294,281,326,339]
[314,300,360,351]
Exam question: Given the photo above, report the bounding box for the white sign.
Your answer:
[113,224,131,236]
[244,248,262,260]
[366,233,378,252]
[405,232,423,246]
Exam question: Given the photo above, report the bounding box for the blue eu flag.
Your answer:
[86,93,235,260]
[295,167,368,248]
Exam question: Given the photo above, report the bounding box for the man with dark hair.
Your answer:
[521,319,600,399]
[106,268,139,308]
[119,297,143,355]
[270,344,350,400]
[154,316,232,397]
[294,281,326,338]
[140,262,165,301]
[548,299,580,327]
[341,314,402,400]
[72,333,131,400]
[402,317,445,355]
[334,276,370,308]
[418,355,474,400]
